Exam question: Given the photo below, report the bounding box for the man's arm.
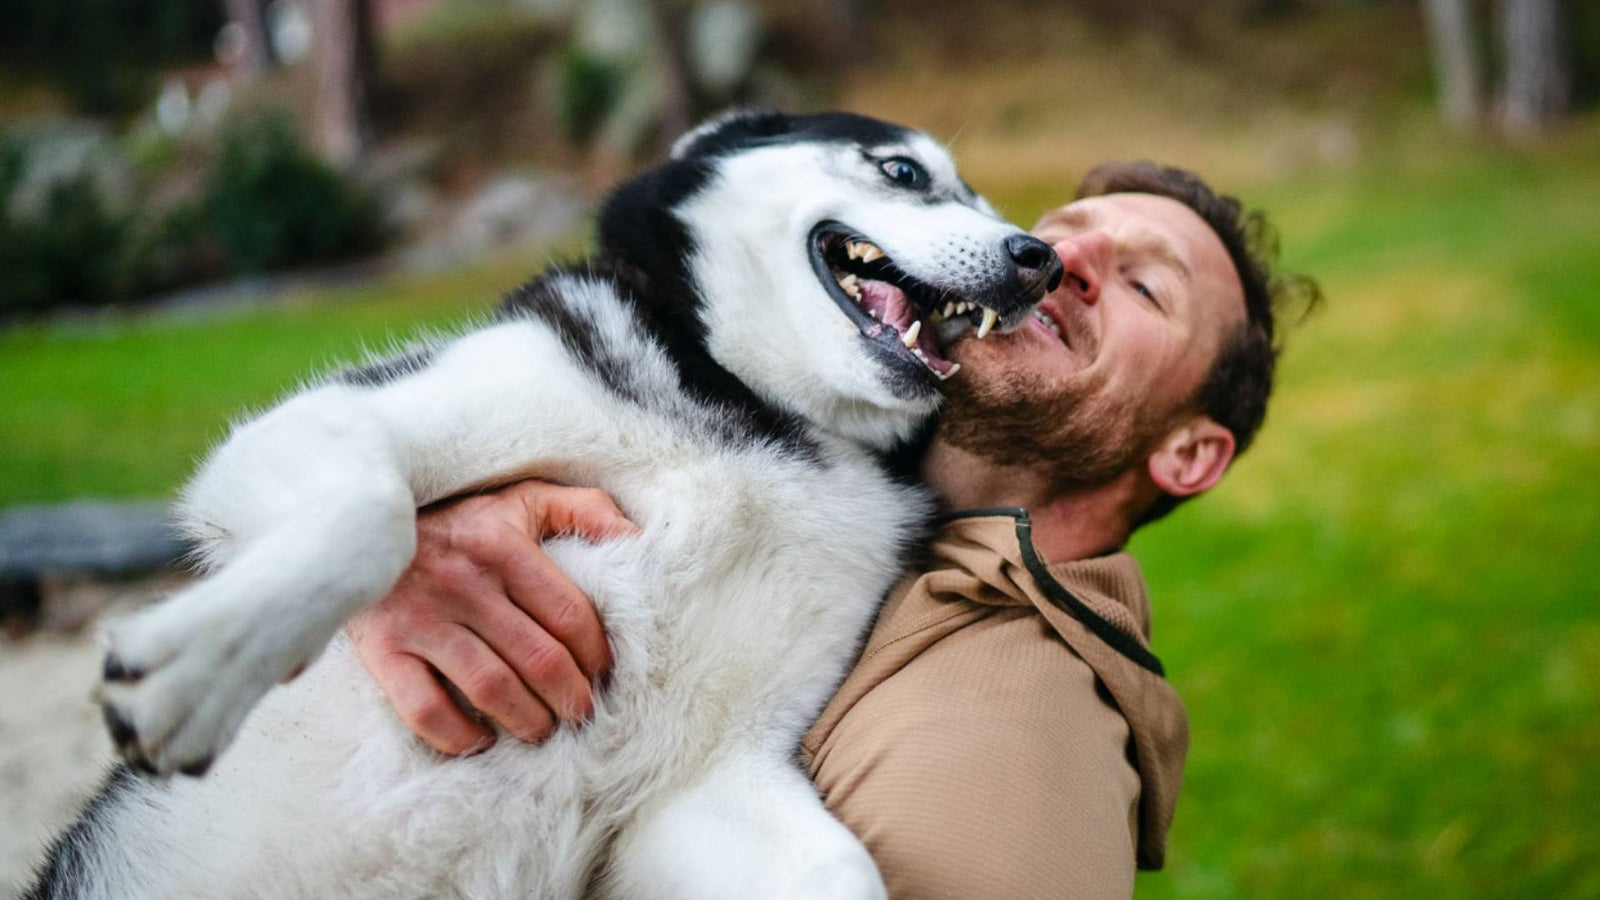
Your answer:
[347,480,635,755]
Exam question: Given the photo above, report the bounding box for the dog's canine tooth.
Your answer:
[902,320,922,348]
[946,362,961,378]
[977,308,999,339]
[858,242,884,263]
[846,241,863,260]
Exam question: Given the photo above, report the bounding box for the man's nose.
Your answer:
[1052,233,1110,305]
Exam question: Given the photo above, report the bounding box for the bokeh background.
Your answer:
[2,0,1597,896]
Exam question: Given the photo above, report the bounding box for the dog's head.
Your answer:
[597,111,1061,449]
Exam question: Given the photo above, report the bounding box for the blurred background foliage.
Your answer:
[1,0,1597,897]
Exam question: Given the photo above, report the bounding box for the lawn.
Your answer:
[3,7,1598,893]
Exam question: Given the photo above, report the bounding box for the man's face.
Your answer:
[939,192,1246,489]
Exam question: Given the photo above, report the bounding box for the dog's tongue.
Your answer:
[858,279,914,331]
[857,278,953,374]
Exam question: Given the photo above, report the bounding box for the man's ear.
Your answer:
[1146,417,1236,498]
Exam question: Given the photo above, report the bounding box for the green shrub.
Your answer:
[200,114,383,273]
[0,132,134,310]
[0,114,386,314]
[552,47,626,145]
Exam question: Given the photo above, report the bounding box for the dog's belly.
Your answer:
[134,448,925,898]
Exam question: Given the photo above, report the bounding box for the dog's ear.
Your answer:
[670,109,792,161]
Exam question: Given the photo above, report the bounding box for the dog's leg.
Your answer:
[605,753,886,900]
[97,317,646,776]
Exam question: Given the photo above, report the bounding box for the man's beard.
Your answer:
[939,362,1172,494]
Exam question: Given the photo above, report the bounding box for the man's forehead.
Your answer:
[1037,192,1245,321]
[1037,193,1198,241]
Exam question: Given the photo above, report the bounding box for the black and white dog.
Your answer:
[28,111,1061,900]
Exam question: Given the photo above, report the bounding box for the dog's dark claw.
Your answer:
[178,757,213,778]
[103,652,143,683]
[102,704,138,749]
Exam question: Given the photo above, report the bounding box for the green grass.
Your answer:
[0,255,543,504]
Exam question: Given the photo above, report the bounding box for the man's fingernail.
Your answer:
[463,735,495,757]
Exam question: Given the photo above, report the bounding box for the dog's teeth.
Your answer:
[858,242,884,263]
[902,320,922,348]
[868,308,878,319]
[947,362,961,377]
[943,302,956,318]
[977,308,999,339]
[846,242,863,260]
[839,273,860,297]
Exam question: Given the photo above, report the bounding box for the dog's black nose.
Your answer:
[1005,233,1064,298]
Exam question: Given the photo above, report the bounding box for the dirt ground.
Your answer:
[0,575,183,898]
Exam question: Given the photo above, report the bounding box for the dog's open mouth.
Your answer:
[809,221,1003,382]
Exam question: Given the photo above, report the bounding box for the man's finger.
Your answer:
[370,651,495,757]
[529,485,640,541]
[417,624,559,745]
[498,546,613,681]
[471,597,595,725]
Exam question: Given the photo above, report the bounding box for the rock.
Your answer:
[405,171,588,272]
[0,500,188,580]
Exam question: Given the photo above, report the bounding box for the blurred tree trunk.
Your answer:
[225,0,277,76]
[313,0,376,166]
[1499,0,1572,136]
[647,0,695,148]
[1421,0,1485,130]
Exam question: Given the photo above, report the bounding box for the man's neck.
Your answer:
[921,439,1144,565]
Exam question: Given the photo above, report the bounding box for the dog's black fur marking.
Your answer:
[500,267,652,409]
[23,765,142,900]
[674,111,915,162]
[341,346,438,388]
[499,136,823,460]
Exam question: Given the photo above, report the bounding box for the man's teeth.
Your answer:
[977,307,999,339]
[1033,309,1061,337]
[846,240,885,263]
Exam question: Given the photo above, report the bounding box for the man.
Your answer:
[345,161,1314,897]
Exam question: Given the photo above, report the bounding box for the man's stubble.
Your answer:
[938,343,1175,495]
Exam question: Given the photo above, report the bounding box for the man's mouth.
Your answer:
[809,222,1010,382]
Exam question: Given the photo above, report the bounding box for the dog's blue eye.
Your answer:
[880,157,926,189]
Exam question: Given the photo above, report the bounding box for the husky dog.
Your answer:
[27,111,1061,900]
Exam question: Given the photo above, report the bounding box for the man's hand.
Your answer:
[347,481,638,756]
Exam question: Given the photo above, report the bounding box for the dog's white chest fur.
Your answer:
[122,431,923,899]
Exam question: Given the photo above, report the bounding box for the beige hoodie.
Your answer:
[802,510,1189,898]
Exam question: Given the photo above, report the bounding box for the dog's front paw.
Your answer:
[95,591,307,777]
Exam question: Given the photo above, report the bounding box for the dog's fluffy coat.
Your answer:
[27,111,1052,900]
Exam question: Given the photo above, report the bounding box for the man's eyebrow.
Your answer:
[1131,238,1192,284]
[1040,207,1092,230]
